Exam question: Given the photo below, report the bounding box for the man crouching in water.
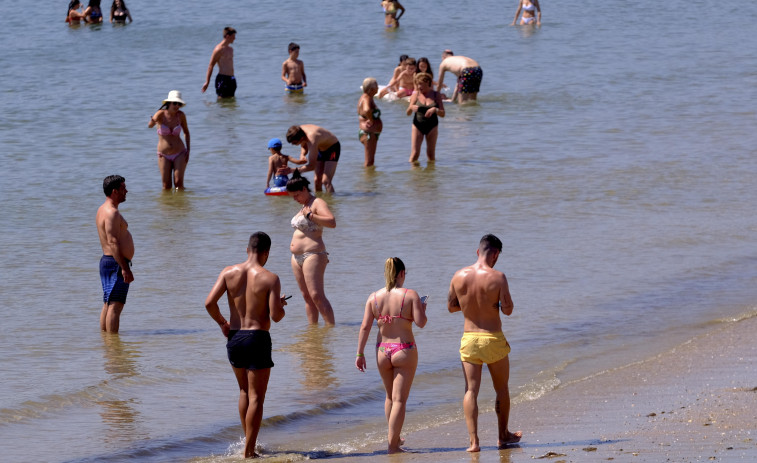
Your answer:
[205,232,287,458]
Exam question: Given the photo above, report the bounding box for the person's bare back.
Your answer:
[205,236,285,333]
[221,262,280,331]
[449,262,512,333]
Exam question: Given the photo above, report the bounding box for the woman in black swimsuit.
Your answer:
[110,0,132,23]
[406,73,444,163]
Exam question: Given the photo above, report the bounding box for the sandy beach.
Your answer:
[329,315,757,462]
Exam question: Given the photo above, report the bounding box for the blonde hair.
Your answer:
[414,72,432,86]
[384,257,406,291]
[362,77,378,93]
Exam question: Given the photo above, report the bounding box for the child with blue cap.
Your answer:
[266,138,306,190]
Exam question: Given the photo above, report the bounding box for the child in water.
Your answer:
[282,42,307,93]
[266,138,306,188]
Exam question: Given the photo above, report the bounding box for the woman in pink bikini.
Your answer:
[148,90,191,189]
[355,257,427,453]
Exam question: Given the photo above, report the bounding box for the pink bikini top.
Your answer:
[374,288,413,324]
[157,120,181,136]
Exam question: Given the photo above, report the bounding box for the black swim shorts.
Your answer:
[226,330,274,370]
[215,74,237,98]
[316,141,341,162]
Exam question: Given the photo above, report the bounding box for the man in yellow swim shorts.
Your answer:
[448,234,522,452]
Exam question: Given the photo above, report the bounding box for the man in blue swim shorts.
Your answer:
[449,234,522,452]
[96,175,135,333]
[286,124,341,193]
[205,232,288,458]
[202,27,237,98]
[437,50,483,104]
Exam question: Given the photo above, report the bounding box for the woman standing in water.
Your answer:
[358,77,383,167]
[147,91,191,189]
[110,0,132,23]
[382,0,405,28]
[286,171,337,325]
[66,1,86,24]
[407,73,444,163]
[83,0,103,23]
[511,0,541,26]
[356,257,427,453]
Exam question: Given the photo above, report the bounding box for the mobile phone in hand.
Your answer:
[420,295,429,304]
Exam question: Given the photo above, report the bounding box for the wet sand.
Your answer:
[330,316,757,462]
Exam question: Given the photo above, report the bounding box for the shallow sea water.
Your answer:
[1,1,757,461]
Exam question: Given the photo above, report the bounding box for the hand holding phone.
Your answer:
[420,295,429,304]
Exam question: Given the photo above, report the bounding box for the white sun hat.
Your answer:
[162,90,186,105]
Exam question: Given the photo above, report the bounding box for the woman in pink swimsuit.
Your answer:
[147,90,191,189]
[356,257,427,453]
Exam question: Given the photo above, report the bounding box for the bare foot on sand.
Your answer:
[497,430,523,448]
[466,442,480,452]
[388,446,406,454]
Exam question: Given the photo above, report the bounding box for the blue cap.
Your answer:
[268,138,282,149]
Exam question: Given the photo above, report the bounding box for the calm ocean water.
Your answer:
[1,0,757,461]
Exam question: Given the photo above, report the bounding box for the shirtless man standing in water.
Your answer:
[202,27,237,98]
[96,175,134,333]
[448,234,522,452]
[204,232,287,458]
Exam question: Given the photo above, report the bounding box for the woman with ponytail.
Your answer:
[355,257,427,453]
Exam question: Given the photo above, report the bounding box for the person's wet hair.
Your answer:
[68,0,82,13]
[288,42,300,53]
[479,234,503,253]
[88,0,101,7]
[417,57,433,78]
[103,175,125,196]
[404,57,416,67]
[398,54,409,65]
[286,169,311,193]
[248,232,271,254]
[384,257,406,291]
[110,0,127,15]
[286,125,306,144]
[224,26,236,37]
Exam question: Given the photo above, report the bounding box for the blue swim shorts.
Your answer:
[100,255,130,304]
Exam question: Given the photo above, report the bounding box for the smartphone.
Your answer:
[420,295,429,304]
[283,295,293,300]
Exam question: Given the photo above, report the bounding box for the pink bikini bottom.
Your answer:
[377,342,416,359]
[157,149,187,162]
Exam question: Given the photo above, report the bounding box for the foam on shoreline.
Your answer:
[316,314,757,462]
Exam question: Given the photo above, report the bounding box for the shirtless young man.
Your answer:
[281,42,307,93]
[437,50,483,104]
[204,232,287,459]
[202,27,237,98]
[448,234,522,452]
[96,175,135,333]
[285,124,340,193]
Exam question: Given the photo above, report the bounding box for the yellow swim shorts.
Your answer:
[459,331,511,365]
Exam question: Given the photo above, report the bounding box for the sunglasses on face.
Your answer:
[170,102,183,106]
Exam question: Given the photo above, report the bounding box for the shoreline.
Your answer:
[323,315,757,462]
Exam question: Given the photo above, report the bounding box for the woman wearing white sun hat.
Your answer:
[148,90,191,189]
